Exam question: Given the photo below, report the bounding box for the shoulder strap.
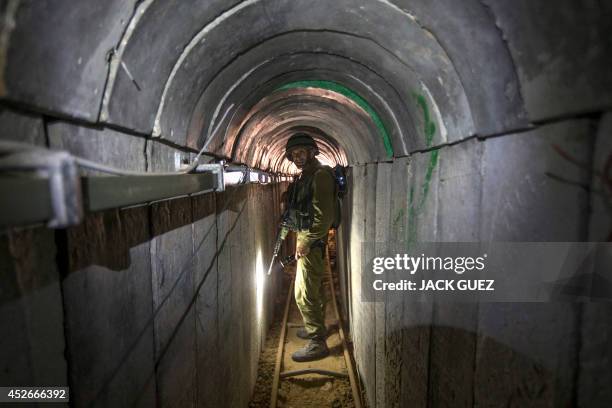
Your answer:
[307,166,337,194]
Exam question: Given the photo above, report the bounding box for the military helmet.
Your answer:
[285,133,319,160]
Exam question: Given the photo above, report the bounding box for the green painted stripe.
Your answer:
[276,80,394,158]
[406,93,440,245]
[413,93,436,147]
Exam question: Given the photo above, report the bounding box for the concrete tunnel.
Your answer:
[0,0,611,407]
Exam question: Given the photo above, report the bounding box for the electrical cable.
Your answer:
[0,139,205,176]
[73,156,194,176]
[2,104,223,176]
[0,140,273,180]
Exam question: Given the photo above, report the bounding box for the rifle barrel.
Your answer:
[267,254,277,275]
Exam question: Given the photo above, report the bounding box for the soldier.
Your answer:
[284,133,336,362]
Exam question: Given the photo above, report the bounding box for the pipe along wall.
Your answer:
[1,0,611,407]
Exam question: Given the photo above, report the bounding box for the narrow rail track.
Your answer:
[269,249,363,408]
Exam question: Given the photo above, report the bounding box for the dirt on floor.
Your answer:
[249,318,281,408]
[249,260,357,408]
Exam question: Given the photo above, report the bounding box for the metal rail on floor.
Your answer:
[280,368,348,379]
[325,247,363,408]
[269,250,363,408]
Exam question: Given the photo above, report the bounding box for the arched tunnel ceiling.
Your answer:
[185,48,429,157]
[97,0,525,164]
[231,88,369,173]
[180,30,469,155]
[105,0,488,153]
[2,0,611,168]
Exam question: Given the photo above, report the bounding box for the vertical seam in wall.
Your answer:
[573,116,598,407]
[426,134,442,408]
[424,324,433,408]
[346,168,354,335]
[471,303,480,408]
[143,137,149,172]
[147,203,161,407]
[399,284,405,408]
[378,173,387,408]
[584,117,600,240]
[191,199,198,407]
[472,139,485,407]
[214,192,220,359]
[144,135,159,404]
[54,229,74,407]
[44,115,75,400]
[42,116,51,147]
[572,303,583,407]
[363,165,375,406]
[425,306,435,408]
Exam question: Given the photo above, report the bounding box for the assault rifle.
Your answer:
[266,207,327,275]
[266,210,293,275]
[267,182,302,275]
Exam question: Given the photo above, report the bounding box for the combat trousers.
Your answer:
[294,246,327,339]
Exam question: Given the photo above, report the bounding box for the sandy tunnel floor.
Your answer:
[249,261,357,408]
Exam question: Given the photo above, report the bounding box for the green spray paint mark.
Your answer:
[276,80,394,158]
[413,93,436,147]
[406,93,440,244]
[422,149,439,202]
[407,185,417,243]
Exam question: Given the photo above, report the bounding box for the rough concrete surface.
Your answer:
[0,108,45,145]
[0,1,611,407]
[3,0,137,120]
[0,228,67,391]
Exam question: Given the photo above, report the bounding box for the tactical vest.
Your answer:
[284,164,341,232]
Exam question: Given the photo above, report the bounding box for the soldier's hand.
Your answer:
[296,243,310,259]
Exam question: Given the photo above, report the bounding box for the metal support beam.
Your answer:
[85,173,216,212]
[0,142,280,229]
[0,177,53,227]
[0,172,219,229]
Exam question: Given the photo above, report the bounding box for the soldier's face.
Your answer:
[290,147,314,169]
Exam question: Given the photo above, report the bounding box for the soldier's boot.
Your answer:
[291,339,329,362]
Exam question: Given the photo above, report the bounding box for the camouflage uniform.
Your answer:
[293,159,336,339]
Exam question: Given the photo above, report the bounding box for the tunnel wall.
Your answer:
[0,109,283,407]
[323,2,610,407]
[339,116,611,407]
[1,1,611,407]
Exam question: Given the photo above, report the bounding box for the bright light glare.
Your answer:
[316,154,335,167]
[224,171,244,186]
